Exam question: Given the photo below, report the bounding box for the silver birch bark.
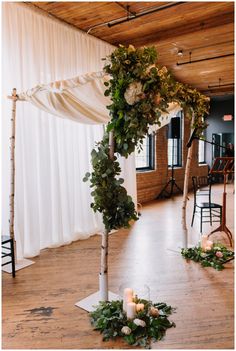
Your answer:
[181,113,194,248]
[9,89,17,233]
[9,89,17,260]
[99,131,114,301]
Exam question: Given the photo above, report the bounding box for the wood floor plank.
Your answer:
[2,184,234,349]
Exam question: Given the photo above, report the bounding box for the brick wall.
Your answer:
[136,117,208,203]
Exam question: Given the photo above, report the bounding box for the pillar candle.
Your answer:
[201,234,208,248]
[136,303,145,312]
[123,288,133,312]
[205,240,213,251]
[127,302,136,319]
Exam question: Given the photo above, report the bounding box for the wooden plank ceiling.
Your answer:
[30,1,234,96]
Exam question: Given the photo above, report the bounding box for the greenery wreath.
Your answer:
[90,299,175,348]
[181,243,234,270]
[84,45,210,232]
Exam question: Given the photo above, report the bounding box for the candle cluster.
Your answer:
[123,288,145,319]
[201,234,213,252]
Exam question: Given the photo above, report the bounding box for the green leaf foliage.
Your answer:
[181,243,234,270]
[85,45,210,232]
[90,299,175,348]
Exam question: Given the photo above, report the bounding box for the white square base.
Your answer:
[2,258,35,274]
[75,290,119,312]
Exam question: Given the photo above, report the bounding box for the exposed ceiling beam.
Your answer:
[111,12,234,47]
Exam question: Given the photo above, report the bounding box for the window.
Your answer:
[198,139,205,163]
[135,134,155,171]
[168,112,183,167]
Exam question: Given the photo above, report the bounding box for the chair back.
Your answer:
[192,175,212,203]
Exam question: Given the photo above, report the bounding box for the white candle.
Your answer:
[123,288,133,312]
[206,240,213,248]
[127,302,136,319]
[204,240,213,251]
[201,234,208,249]
[136,303,145,312]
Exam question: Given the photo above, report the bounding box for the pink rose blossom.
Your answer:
[216,251,223,258]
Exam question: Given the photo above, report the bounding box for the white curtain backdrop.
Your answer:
[2,3,137,259]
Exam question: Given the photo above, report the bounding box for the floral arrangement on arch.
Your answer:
[84,45,210,232]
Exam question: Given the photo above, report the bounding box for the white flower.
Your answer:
[205,246,212,251]
[133,318,146,327]
[149,306,159,317]
[124,81,143,105]
[200,253,207,258]
[121,326,131,335]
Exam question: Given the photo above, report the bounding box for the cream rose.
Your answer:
[121,326,132,335]
[124,81,143,105]
[133,318,146,327]
[149,306,159,317]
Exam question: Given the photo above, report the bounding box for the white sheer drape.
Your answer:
[18,73,180,128]
[2,3,137,259]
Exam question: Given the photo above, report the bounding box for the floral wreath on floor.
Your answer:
[181,235,234,271]
[90,296,175,348]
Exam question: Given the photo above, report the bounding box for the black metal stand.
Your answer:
[157,141,183,198]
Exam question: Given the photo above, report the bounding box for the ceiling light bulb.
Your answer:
[177,50,183,57]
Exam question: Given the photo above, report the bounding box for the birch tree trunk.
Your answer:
[99,131,114,301]
[9,88,17,240]
[181,114,194,249]
[9,89,17,262]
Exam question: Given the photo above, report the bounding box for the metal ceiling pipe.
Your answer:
[208,83,234,89]
[107,2,186,28]
[177,53,234,65]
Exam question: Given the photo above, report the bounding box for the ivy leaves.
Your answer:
[181,243,234,270]
[84,135,138,232]
[90,300,175,348]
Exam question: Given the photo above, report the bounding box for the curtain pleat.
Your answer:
[2,3,137,259]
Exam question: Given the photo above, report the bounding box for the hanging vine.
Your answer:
[84,45,210,232]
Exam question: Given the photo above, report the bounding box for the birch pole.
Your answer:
[99,131,114,301]
[181,114,194,249]
[8,89,17,257]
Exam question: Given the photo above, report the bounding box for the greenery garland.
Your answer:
[181,243,234,270]
[90,299,175,348]
[84,45,210,231]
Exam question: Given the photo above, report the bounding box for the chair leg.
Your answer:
[200,208,203,233]
[210,208,212,226]
[10,239,15,278]
[191,205,196,227]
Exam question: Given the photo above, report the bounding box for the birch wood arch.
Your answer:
[84,45,210,301]
[7,45,209,305]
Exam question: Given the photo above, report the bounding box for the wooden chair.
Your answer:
[2,235,16,277]
[191,176,222,233]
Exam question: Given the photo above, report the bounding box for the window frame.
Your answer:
[135,134,155,171]
[198,138,206,164]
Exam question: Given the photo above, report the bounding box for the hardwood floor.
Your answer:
[2,184,234,349]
